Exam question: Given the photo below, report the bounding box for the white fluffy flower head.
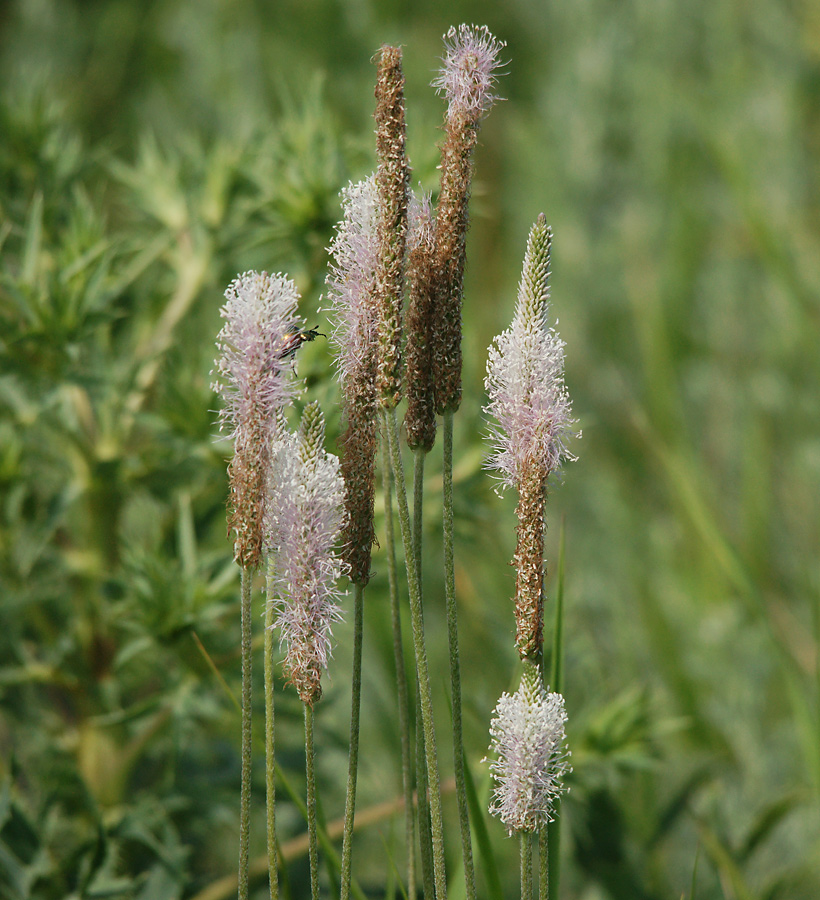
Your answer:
[487,672,571,834]
[265,403,346,704]
[326,176,380,391]
[484,216,577,490]
[212,270,304,566]
[433,24,506,120]
[212,270,303,439]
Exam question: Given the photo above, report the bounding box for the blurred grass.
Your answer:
[1,0,819,898]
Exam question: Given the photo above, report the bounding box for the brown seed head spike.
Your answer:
[513,462,548,660]
[430,25,505,415]
[326,177,381,588]
[430,116,477,416]
[374,45,410,409]
[339,397,378,587]
[227,428,267,569]
[404,191,438,452]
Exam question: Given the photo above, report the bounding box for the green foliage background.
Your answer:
[1,0,819,898]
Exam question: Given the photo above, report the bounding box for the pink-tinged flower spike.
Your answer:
[485,217,577,658]
[213,271,303,569]
[486,667,571,835]
[327,177,380,586]
[485,217,576,486]
[266,402,346,705]
[431,24,505,415]
[433,24,506,121]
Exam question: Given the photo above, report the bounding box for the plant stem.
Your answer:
[305,703,319,900]
[340,582,365,900]
[412,448,425,587]
[415,690,435,900]
[538,827,549,900]
[547,523,565,900]
[384,407,447,900]
[412,448,435,900]
[238,565,254,900]
[521,831,533,900]
[442,410,476,900]
[264,562,279,900]
[383,436,416,897]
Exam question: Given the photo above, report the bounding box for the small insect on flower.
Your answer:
[276,326,326,361]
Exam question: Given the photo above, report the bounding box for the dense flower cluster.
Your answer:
[213,271,303,567]
[485,216,577,491]
[266,404,346,704]
[431,24,505,415]
[326,177,381,585]
[487,674,571,834]
[373,45,410,409]
[213,271,303,440]
[404,189,438,451]
[433,24,506,120]
[327,177,380,389]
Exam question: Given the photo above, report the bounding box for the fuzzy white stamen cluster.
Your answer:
[212,271,303,441]
[265,408,346,701]
[484,218,577,490]
[487,676,571,834]
[326,176,380,389]
[433,24,506,120]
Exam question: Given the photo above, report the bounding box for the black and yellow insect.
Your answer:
[276,325,326,361]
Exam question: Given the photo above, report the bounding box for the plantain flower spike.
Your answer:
[213,271,303,569]
[327,176,380,586]
[266,402,346,705]
[434,23,506,121]
[485,216,577,658]
[487,666,571,835]
[431,24,506,415]
[404,189,438,451]
[373,44,410,409]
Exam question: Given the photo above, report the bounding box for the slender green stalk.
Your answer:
[521,832,533,900]
[547,523,566,900]
[548,522,566,692]
[412,448,435,900]
[384,407,447,900]
[442,410,476,900]
[340,582,365,900]
[415,691,435,900]
[412,448,425,587]
[238,566,254,900]
[305,703,319,900]
[382,436,416,896]
[538,828,548,900]
[264,562,279,900]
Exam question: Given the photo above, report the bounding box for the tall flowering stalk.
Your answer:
[485,216,576,660]
[265,402,346,900]
[370,43,460,900]
[402,188,438,897]
[484,216,576,897]
[212,270,303,900]
[328,176,380,589]
[372,45,425,898]
[407,25,504,900]
[326,174,381,900]
[432,23,505,415]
